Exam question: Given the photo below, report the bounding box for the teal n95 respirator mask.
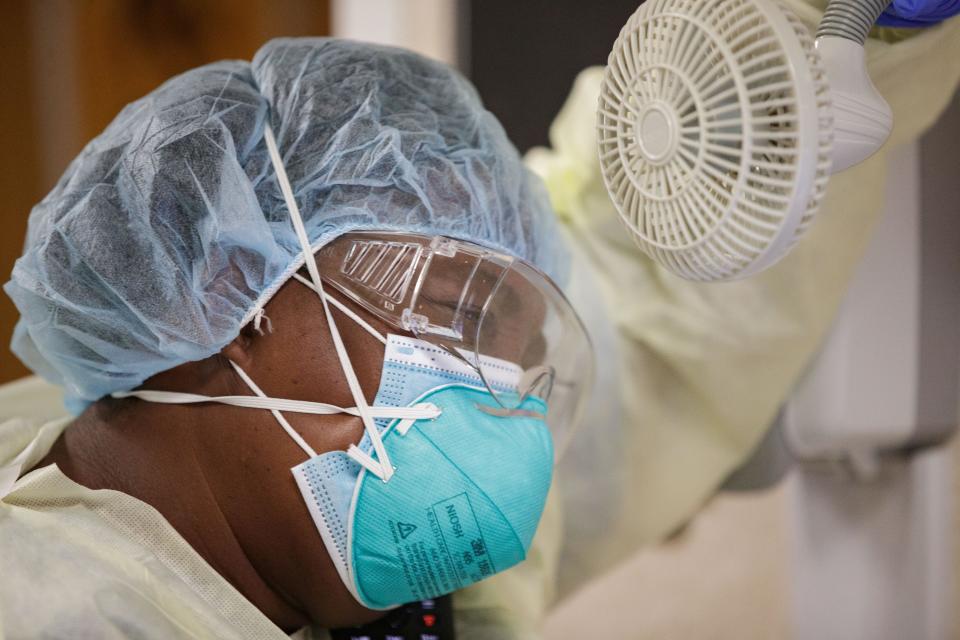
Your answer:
[116,125,593,609]
[291,335,553,608]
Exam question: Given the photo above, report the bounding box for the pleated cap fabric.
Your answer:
[4,38,565,412]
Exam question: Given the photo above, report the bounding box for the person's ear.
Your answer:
[220,323,258,368]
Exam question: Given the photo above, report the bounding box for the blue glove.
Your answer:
[876,0,960,27]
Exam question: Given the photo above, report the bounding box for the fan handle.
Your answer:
[817,0,893,172]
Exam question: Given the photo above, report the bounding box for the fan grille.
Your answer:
[597,0,833,281]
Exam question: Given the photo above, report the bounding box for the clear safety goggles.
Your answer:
[316,231,594,451]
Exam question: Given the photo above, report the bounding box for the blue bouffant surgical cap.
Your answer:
[4,38,565,412]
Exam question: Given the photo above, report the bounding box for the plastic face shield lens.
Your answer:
[318,232,593,454]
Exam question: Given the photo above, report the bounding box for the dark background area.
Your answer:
[467,0,641,152]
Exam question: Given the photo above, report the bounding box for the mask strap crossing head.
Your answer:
[263,124,395,482]
[112,126,437,480]
[292,273,386,346]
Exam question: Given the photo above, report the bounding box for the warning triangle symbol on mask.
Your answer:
[397,522,417,540]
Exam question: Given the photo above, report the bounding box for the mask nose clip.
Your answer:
[475,403,546,420]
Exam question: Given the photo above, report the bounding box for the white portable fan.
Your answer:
[598,0,893,281]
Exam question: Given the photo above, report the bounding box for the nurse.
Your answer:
[0,38,590,638]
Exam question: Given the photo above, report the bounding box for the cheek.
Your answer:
[305,414,367,455]
[340,320,386,403]
[247,279,398,459]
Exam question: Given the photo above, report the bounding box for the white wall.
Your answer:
[331,0,461,68]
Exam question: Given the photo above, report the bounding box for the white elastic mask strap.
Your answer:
[112,386,439,422]
[292,273,386,345]
[264,124,393,482]
[230,361,317,458]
